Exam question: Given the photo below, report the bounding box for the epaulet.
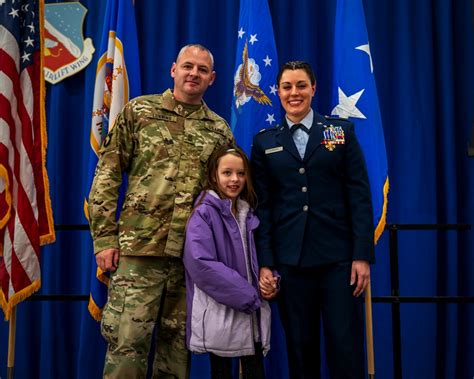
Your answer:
[256,125,279,135]
[131,94,161,103]
[324,115,351,124]
[203,107,225,122]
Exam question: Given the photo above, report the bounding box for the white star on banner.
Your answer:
[263,55,272,66]
[0,0,7,7]
[9,7,19,18]
[331,87,366,119]
[238,27,245,38]
[355,43,373,73]
[269,84,277,95]
[266,114,275,125]
[249,34,258,45]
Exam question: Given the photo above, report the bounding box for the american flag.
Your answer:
[0,0,55,320]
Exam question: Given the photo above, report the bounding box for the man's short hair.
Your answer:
[176,44,215,69]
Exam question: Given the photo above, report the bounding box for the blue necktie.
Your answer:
[290,123,310,134]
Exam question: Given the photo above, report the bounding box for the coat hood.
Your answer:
[195,190,259,230]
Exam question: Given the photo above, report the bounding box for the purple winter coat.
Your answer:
[183,190,271,357]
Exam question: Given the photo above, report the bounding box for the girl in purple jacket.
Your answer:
[183,145,277,379]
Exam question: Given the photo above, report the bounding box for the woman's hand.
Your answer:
[351,260,370,297]
[259,266,278,300]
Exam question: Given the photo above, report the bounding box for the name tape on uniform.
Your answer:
[265,146,283,155]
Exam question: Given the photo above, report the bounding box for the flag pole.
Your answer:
[365,283,375,378]
[7,305,17,379]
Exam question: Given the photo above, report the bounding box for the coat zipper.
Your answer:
[230,202,256,353]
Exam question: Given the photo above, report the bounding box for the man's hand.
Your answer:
[259,266,278,300]
[350,260,370,297]
[96,248,120,272]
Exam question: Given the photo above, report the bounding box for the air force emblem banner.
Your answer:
[231,0,281,154]
[44,2,94,84]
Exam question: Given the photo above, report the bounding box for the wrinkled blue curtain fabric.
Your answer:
[1,0,473,378]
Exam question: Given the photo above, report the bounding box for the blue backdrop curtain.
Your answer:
[1,0,473,378]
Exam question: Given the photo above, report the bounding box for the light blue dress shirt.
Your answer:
[286,109,314,159]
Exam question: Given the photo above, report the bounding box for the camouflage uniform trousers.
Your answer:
[101,256,189,379]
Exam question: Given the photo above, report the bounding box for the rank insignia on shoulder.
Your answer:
[102,133,112,148]
[257,126,277,135]
[324,115,351,127]
[321,125,345,151]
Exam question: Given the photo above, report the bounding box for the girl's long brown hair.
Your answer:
[196,144,257,210]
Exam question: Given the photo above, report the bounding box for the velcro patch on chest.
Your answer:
[152,114,178,122]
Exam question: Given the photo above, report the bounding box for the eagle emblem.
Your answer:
[234,40,272,109]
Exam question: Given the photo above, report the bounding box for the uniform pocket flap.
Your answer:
[107,283,126,313]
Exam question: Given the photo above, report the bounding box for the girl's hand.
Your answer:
[259,267,278,299]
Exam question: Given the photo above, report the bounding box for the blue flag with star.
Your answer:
[85,0,141,321]
[331,0,389,241]
[230,1,288,378]
[231,0,281,154]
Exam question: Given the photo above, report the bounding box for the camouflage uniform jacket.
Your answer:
[88,89,234,258]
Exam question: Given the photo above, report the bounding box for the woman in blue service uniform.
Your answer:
[251,61,374,379]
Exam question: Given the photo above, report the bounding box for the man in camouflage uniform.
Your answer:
[88,44,234,379]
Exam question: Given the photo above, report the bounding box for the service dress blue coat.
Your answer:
[251,111,375,268]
